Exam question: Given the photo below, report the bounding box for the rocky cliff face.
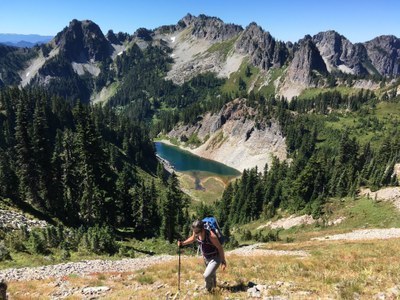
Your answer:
[313,30,368,75]
[236,23,289,70]
[167,98,287,172]
[54,19,112,62]
[364,35,400,77]
[286,36,327,86]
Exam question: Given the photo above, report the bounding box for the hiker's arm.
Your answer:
[178,232,196,247]
[209,231,226,268]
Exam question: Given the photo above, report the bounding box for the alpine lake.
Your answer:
[155,142,241,203]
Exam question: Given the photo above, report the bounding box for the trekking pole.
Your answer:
[178,242,181,293]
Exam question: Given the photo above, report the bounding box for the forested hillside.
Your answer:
[0,88,190,245]
[215,89,400,230]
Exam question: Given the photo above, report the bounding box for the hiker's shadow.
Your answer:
[218,282,247,293]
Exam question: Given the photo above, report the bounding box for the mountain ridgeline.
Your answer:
[0,14,400,251]
[0,14,399,100]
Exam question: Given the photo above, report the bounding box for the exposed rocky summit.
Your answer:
[236,22,289,70]
[179,13,243,42]
[364,35,400,77]
[313,30,368,75]
[54,19,112,62]
[161,15,400,97]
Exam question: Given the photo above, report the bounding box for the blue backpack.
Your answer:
[202,216,225,245]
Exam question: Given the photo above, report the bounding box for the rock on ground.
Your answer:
[0,255,175,282]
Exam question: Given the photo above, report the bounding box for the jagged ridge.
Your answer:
[3,14,400,101]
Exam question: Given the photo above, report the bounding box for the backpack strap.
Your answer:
[197,230,218,258]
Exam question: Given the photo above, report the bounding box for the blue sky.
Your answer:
[0,0,399,43]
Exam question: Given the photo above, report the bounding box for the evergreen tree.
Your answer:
[61,129,80,225]
[160,173,187,242]
[116,163,136,226]
[15,93,40,206]
[32,97,52,209]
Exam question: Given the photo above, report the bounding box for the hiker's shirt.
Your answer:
[197,231,218,259]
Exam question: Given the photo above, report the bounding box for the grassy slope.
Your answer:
[234,196,400,243]
[206,36,239,60]
[221,59,259,95]
[324,100,400,149]
[221,59,286,99]
[299,86,358,99]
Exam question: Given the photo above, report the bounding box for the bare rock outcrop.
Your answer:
[179,13,243,42]
[364,35,400,77]
[286,36,327,86]
[0,209,47,230]
[235,22,289,70]
[313,30,368,75]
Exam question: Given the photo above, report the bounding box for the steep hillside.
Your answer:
[0,44,37,86]
[18,19,130,103]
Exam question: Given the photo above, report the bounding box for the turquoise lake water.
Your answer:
[154,142,241,176]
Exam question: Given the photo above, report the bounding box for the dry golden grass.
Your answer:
[178,172,233,205]
[6,238,400,299]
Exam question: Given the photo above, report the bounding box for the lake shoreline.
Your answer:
[154,140,240,200]
[156,139,243,173]
[154,140,241,175]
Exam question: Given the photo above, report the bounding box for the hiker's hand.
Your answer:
[177,240,183,248]
[221,260,226,271]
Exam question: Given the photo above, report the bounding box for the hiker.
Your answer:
[178,219,227,292]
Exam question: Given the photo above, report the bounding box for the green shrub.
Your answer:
[254,229,281,242]
[5,230,27,252]
[118,245,136,258]
[224,236,239,249]
[26,231,47,255]
[136,273,155,285]
[79,225,118,255]
[60,249,71,260]
[240,229,252,241]
[0,241,11,261]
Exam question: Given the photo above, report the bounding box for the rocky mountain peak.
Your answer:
[312,30,368,75]
[236,22,289,70]
[106,30,120,45]
[179,13,243,42]
[54,19,112,62]
[364,35,400,77]
[286,36,327,86]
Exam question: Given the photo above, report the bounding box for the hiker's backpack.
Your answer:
[202,216,225,245]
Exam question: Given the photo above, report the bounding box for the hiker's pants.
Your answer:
[203,256,221,291]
